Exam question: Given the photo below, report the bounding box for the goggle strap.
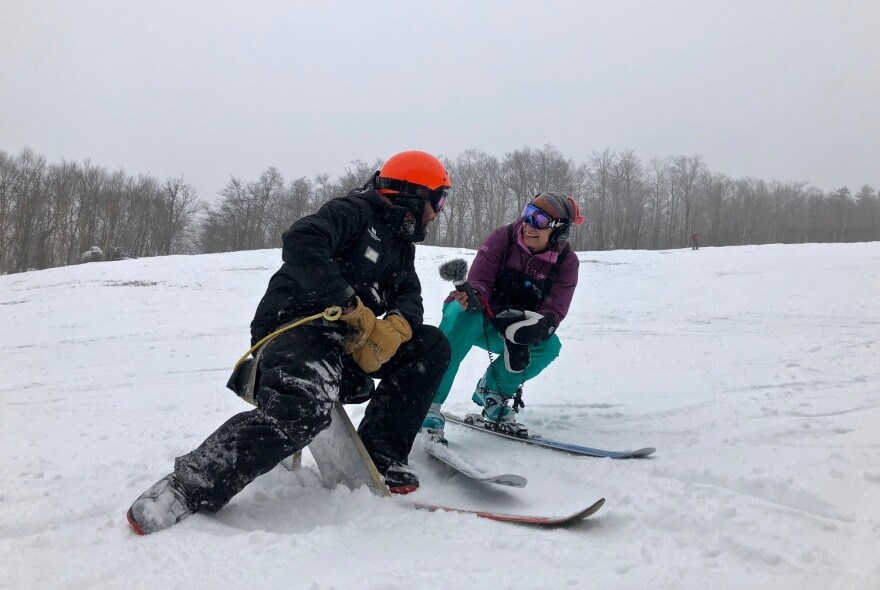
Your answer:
[376,177,444,200]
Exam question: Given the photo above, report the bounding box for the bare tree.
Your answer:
[852,185,879,242]
[608,150,646,249]
[246,168,286,249]
[585,149,617,250]
[670,154,707,245]
[158,176,204,255]
[9,149,47,271]
[449,149,505,247]
[265,176,314,243]
[0,151,18,271]
[645,158,669,249]
[334,159,381,200]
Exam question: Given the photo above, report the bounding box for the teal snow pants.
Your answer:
[432,300,562,405]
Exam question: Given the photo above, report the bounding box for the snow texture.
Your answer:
[1,243,879,589]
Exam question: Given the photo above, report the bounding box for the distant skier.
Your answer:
[422,192,585,441]
[126,151,452,534]
[692,232,700,250]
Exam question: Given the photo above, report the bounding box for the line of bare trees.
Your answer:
[427,146,880,251]
[2,145,877,274]
[0,148,203,273]
[197,160,380,253]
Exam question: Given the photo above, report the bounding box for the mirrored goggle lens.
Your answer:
[521,204,556,229]
[431,188,450,213]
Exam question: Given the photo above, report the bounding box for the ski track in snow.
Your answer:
[1,243,880,589]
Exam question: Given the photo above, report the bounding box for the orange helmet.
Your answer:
[378,150,451,192]
[376,151,452,215]
[373,150,451,242]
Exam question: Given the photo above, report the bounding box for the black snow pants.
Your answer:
[173,322,450,512]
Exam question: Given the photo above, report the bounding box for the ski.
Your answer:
[408,497,605,526]
[423,440,527,488]
[300,404,605,527]
[443,412,655,459]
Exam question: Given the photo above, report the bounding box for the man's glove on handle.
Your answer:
[351,315,413,373]
[338,297,377,353]
[505,310,555,345]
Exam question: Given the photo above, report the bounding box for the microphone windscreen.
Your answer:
[439,258,468,283]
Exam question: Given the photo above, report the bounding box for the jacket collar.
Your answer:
[349,186,412,238]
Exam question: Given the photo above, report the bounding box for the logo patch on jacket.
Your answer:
[367,226,380,242]
[364,246,379,263]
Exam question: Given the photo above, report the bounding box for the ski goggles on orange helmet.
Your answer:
[521,203,567,229]
[376,177,450,213]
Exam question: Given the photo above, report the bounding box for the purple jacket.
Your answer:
[467,220,579,326]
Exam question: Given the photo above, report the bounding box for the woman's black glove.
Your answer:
[491,309,531,372]
[504,311,556,345]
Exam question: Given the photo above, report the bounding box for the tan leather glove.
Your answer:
[350,314,413,373]
[338,297,377,353]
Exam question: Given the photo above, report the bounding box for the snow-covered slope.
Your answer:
[2,243,879,589]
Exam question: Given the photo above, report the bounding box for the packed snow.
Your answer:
[1,242,879,589]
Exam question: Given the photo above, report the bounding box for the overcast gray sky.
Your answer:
[2,0,878,200]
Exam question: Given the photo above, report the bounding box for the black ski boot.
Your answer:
[126,473,195,535]
[384,462,419,495]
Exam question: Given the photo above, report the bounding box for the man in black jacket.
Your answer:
[126,151,452,535]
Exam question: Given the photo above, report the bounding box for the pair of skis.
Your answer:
[417,412,654,525]
[305,402,652,527]
[306,401,601,526]
[241,394,597,525]
[419,443,607,526]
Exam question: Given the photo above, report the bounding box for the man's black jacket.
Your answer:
[250,187,424,344]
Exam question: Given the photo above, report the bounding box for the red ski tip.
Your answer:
[126,509,146,535]
[389,484,418,495]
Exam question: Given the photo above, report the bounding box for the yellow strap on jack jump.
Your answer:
[233,305,343,370]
